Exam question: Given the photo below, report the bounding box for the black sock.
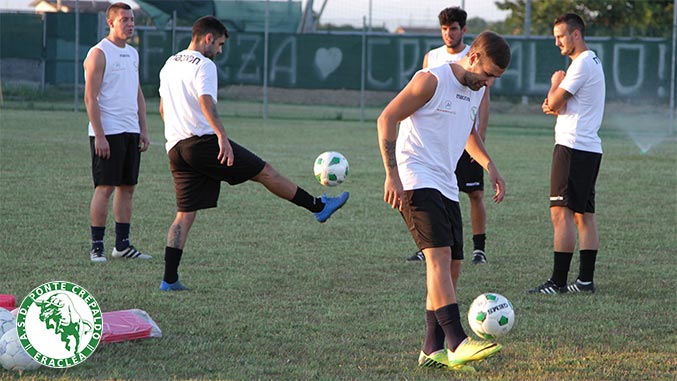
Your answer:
[578,249,598,282]
[472,233,486,251]
[551,251,574,286]
[423,310,446,355]
[91,226,105,250]
[163,246,183,284]
[435,304,467,352]
[290,187,324,213]
[115,222,130,251]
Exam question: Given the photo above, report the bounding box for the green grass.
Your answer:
[0,100,675,380]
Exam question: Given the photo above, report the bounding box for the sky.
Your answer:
[1,0,510,27]
[303,0,510,29]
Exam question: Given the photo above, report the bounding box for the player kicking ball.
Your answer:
[157,16,349,291]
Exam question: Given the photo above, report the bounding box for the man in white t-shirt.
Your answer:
[377,31,510,371]
[408,6,492,265]
[157,16,349,291]
[529,13,605,295]
[84,2,150,262]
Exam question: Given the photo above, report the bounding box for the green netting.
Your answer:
[0,13,43,59]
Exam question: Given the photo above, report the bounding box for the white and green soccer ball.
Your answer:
[313,151,349,187]
[0,329,41,372]
[0,308,15,337]
[468,293,514,340]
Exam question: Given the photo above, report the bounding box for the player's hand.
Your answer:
[383,176,404,211]
[138,131,150,152]
[551,70,566,86]
[541,98,557,115]
[94,136,110,159]
[487,163,505,204]
[217,135,234,166]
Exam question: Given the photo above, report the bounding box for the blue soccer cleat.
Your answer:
[160,279,189,291]
[314,192,349,223]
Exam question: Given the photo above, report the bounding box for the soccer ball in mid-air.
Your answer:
[468,293,514,340]
[0,329,41,371]
[313,151,349,186]
[0,308,15,336]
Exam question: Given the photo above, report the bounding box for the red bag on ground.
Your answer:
[0,294,16,310]
[101,309,162,343]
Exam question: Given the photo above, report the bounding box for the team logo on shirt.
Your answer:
[456,94,471,102]
[437,99,454,114]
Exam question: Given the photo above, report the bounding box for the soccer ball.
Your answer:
[0,308,15,336]
[467,293,514,340]
[313,151,349,186]
[0,329,41,371]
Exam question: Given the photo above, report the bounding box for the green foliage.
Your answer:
[0,102,675,380]
[495,0,675,37]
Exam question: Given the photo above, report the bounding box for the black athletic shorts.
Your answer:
[550,144,602,213]
[455,150,484,193]
[90,133,140,187]
[168,135,266,212]
[400,188,464,260]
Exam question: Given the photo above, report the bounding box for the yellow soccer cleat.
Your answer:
[418,349,476,372]
[447,337,502,366]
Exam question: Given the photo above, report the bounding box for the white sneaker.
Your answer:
[111,245,151,259]
[90,247,106,262]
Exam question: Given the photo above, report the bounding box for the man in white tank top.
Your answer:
[377,31,511,371]
[408,7,492,266]
[529,13,606,295]
[83,3,150,262]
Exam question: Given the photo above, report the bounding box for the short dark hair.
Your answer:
[192,16,229,41]
[106,2,132,20]
[469,31,511,70]
[554,13,586,38]
[438,7,467,28]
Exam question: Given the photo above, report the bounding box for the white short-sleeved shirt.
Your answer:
[397,64,485,201]
[85,38,140,136]
[159,50,218,152]
[426,45,470,68]
[555,50,606,153]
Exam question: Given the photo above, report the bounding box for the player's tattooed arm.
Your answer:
[384,139,397,169]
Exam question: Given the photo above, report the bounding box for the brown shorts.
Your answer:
[400,188,464,260]
[168,135,266,212]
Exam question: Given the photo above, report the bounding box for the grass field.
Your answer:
[0,98,675,380]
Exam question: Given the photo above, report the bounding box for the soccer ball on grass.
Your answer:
[467,293,514,340]
[0,329,41,371]
[0,308,15,336]
[313,151,349,186]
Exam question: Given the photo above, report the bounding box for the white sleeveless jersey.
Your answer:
[397,64,485,201]
[426,45,470,68]
[555,50,605,153]
[159,49,219,152]
[85,38,140,136]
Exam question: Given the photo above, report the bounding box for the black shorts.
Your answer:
[400,188,464,260]
[550,144,602,213]
[168,135,266,212]
[455,150,484,193]
[90,133,140,187]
